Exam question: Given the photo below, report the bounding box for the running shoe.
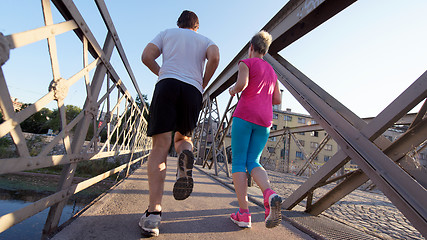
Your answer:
[230,210,252,228]
[173,150,194,200]
[264,189,282,228]
[139,210,162,237]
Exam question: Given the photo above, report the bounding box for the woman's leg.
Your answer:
[232,172,249,209]
[231,117,252,210]
[245,123,277,192]
[246,123,270,192]
[245,124,282,228]
[250,167,271,193]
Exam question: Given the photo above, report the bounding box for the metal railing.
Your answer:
[0,0,150,237]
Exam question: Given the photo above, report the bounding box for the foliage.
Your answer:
[0,136,17,158]
[12,93,149,138]
[20,106,53,134]
[19,104,82,134]
[135,94,150,109]
[75,159,122,178]
[48,105,82,133]
[26,135,44,156]
[136,94,150,122]
[28,158,122,179]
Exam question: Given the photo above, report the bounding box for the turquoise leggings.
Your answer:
[231,117,270,174]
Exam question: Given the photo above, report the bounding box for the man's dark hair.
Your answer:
[177,10,199,29]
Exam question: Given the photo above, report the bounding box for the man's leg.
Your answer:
[172,132,195,200]
[174,131,193,153]
[147,131,172,212]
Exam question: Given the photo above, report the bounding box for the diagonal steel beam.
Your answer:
[274,53,390,209]
[0,69,31,157]
[265,53,427,236]
[94,0,147,109]
[271,53,424,187]
[204,0,357,100]
[52,0,137,104]
[43,28,116,236]
[307,116,427,216]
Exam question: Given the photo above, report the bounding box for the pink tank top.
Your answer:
[233,58,277,127]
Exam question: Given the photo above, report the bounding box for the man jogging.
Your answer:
[138,10,220,237]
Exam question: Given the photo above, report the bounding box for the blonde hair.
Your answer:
[250,30,272,55]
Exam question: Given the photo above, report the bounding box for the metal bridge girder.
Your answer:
[0,0,151,236]
[265,53,427,236]
[196,0,427,236]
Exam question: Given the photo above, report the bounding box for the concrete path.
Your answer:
[52,157,313,239]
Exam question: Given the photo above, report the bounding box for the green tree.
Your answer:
[135,94,150,121]
[135,94,150,109]
[20,105,53,134]
[47,105,82,133]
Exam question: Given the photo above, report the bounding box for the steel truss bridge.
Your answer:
[0,0,425,238]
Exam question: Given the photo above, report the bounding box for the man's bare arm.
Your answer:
[202,45,220,89]
[141,43,161,76]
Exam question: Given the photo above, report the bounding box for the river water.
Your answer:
[0,199,86,240]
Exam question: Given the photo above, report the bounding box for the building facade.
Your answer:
[224,107,342,175]
[263,108,341,174]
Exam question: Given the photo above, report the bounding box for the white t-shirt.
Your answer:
[150,28,215,93]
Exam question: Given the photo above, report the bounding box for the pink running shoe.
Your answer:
[230,210,251,228]
[263,189,282,228]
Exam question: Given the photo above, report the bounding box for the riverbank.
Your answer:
[0,172,115,204]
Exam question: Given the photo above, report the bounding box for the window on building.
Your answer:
[267,147,275,153]
[271,124,277,130]
[324,155,331,162]
[311,131,319,137]
[296,151,304,159]
[298,117,306,124]
[310,142,319,148]
[273,113,278,119]
[297,132,305,135]
[419,153,426,160]
[311,120,317,124]
[384,135,393,142]
[268,137,277,142]
[325,144,333,151]
[284,115,292,121]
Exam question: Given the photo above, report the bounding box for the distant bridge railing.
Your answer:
[0,0,150,237]
[193,0,427,237]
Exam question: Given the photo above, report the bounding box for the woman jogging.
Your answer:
[229,30,283,229]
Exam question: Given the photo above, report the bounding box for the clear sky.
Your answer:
[1,0,427,118]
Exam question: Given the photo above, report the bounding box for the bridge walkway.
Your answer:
[51,157,312,240]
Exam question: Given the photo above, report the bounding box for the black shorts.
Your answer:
[147,78,203,137]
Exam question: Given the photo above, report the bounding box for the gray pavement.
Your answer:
[199,165,425,240]
[52,157,313,240]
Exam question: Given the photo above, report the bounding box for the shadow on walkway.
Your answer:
[52,157,312,240]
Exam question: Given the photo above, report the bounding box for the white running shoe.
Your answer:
[139,210,161,237]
